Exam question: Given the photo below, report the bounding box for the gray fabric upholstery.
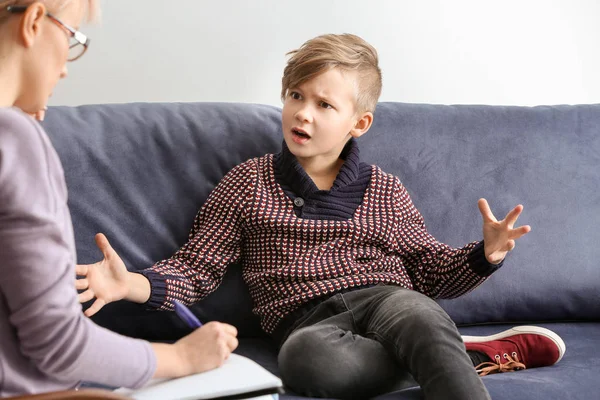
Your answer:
[361,103,600,325]
[42,102,600,399]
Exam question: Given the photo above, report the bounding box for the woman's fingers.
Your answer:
[221,323,238,337]
[227,335,239,352]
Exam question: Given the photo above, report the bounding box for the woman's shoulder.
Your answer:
[0,107,35,129]
[0,107,47,149]
[0,107,58,198]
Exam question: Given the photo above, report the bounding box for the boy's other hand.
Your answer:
[478,198,531,264]
[75,233,132,317]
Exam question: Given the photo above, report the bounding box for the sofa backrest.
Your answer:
[42,102,600,339]
[363,103,600,326]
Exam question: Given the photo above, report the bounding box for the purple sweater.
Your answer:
[0,108,155,396]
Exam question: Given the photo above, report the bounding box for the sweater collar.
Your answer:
[275,138,361,198]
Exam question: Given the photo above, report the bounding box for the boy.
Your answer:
[77,34,565,399]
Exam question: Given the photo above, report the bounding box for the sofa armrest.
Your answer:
[6,389,131,400]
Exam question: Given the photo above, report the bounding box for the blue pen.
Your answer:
[173,300,203,329]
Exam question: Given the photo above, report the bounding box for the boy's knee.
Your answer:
[277,327,365,398]
[278,326,339,382]
[379,289,458,333]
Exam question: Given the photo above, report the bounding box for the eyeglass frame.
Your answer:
[6,4,90,61]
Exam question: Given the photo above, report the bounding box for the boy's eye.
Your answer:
[290,92,302,100]
[319,101,333,109]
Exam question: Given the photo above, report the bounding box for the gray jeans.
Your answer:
[277,285,490,400]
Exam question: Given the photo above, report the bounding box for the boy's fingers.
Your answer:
[506,240,516,252]
[75,278,89,290]
[78,289,95,303]
[95,233,114,259]
[84,299,106,317]
[504,204,524,227]
[509,225,531,240]
[477,198,496,222]
[75,264,89,276]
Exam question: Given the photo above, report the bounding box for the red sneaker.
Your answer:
[462,326,566,376]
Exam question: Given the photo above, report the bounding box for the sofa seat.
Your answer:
[234,322,600,400]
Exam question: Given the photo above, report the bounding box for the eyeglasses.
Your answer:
[6,5,90,61]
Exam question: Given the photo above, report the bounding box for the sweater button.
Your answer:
[294,197,305,207]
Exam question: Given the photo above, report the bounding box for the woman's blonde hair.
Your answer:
[0,0,100,24]
[281,33,383,113]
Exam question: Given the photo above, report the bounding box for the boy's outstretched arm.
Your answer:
[77,161,258,317]
[477,198,531,264]
[394,179,530,299]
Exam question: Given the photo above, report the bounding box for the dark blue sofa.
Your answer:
[43,102,600,399]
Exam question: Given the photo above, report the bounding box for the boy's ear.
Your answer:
[19,3,46,48]
[350,111,374,139]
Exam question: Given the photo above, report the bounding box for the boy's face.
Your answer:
[282,68,371,167]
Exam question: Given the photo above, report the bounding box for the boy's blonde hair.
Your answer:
[0,0,100,24]
[281,33,382,113]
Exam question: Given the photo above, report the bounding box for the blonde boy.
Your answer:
[79,34,565,399]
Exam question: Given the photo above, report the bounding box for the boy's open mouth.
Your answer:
[292,128,311,139]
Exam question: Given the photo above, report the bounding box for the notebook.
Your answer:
[115,354,284,400]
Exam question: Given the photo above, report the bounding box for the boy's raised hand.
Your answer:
[478,198,531,264]
[75,233,132,317]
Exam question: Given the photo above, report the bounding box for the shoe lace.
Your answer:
[475,352,526,376]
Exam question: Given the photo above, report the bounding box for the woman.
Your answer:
[0,1,238,397]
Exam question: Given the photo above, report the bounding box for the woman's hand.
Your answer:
[151,322,239,378]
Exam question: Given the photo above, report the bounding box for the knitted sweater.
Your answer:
[141,140,500,334]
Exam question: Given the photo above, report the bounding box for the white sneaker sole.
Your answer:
[462,325,566,364]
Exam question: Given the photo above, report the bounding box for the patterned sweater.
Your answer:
[141,140,500,334]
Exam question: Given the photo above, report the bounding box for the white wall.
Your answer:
[50,0,600,107]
